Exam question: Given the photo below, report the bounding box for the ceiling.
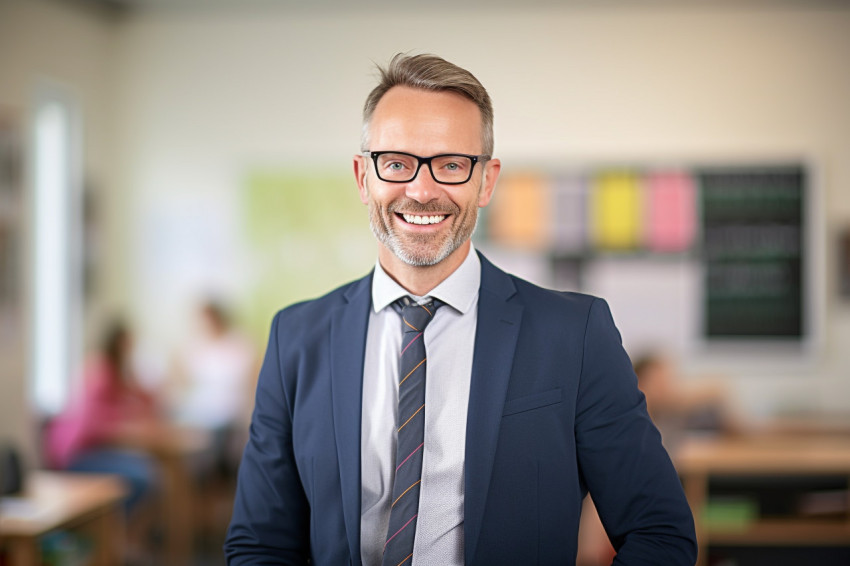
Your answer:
[79,0,850,15]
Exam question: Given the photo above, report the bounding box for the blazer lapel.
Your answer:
[330,273,373,564]
[464,254,523,564]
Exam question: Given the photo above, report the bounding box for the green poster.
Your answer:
[241,169,375,342]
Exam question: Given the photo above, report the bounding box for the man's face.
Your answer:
[354,86,499,268]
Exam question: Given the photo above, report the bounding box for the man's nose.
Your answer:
[405,165,441,203]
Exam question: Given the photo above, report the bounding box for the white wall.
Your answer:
[113,4,850,415]
[2,2,849,457]
[0,0,119,463]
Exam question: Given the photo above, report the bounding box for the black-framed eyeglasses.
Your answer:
[365,150,491,185]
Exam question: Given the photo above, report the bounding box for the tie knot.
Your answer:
[398,298,442,334]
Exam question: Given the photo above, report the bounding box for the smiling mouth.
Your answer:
[398,213,447,225]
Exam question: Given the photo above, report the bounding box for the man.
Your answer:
[225,53,697,565]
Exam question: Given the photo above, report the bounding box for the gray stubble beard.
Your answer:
[366,183,479,268]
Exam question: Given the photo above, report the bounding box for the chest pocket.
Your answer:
[502,388,562,417]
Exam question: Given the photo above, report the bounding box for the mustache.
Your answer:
[388,198,460,215]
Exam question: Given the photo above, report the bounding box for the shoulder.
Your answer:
[513,275,616,339]
[514,275,598,310]
[267,271,372,341]
[479,252,603,319]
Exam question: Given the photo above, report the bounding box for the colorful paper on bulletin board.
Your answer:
[646,171,696,252]
[487,173,549,249]
[590,171,642,250]
[551,173,587,253]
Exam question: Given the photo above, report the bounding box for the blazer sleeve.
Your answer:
[574,298,697,565]
[224,311,310,565]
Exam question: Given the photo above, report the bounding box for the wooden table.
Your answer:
[0,471,127,566]
[117,422,211,566]
[675,435,850,566]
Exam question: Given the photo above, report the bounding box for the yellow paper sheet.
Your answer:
[591,171,642,250]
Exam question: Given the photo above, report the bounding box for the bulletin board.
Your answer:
[699,166,805,339]
[481,163,810,348]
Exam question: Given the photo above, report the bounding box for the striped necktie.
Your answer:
[382,297,442,566]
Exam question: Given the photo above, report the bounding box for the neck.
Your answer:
[378,240,471,297]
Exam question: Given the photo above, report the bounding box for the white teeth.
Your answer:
[402,213,446,225]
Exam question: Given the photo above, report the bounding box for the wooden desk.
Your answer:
[117,423,211,566]
[0,472,127,566]
[676,435,850,566]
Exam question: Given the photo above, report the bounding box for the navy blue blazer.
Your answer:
[225,253,697,565]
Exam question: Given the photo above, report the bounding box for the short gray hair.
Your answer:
[361,53,494,156]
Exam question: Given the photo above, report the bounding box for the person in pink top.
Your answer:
[46,319,159,512]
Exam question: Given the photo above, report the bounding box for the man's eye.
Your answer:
[388,162,405,170]
[441,160,468,172]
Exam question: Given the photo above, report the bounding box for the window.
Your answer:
[31,84,82,415]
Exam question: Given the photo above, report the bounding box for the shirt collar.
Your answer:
[371,244,481,315]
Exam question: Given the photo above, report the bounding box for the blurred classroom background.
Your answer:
[1,0,850,564]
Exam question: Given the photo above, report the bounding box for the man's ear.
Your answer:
[353,154,369,204]
[478,158,501,208]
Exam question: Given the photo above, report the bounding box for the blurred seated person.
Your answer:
[173,300,256,480]
[577,353,737,566]
[634,352,739,447]
[46,319,160,514]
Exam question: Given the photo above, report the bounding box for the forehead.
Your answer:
[368,86,483,154]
